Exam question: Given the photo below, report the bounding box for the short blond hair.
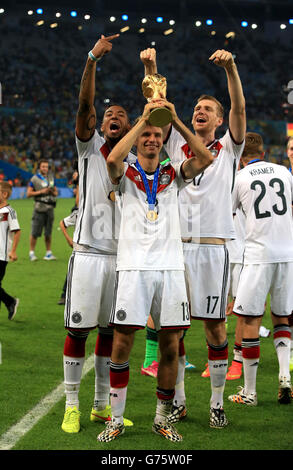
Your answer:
[0,181,12,198]
[242,132,264,159]
[197,94,224,118]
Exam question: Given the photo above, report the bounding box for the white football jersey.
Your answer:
[233,160,293,263]
[164,127,245,239]
[0,205,20,262]
[115,161,189,271]
[226,207,246,263]
[73,130,135,254]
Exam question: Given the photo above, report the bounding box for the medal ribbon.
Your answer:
[135,159,160,210]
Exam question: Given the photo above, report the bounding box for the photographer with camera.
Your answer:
[27,159,58,261]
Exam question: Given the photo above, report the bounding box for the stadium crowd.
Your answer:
[0,19,293,183]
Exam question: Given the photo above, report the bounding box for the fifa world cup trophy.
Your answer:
[142,73,172,127]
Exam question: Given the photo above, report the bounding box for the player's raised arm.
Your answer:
[140,48,158,76]
[140,48,171,141]
[209,49,246,144]
[76,34,119,141]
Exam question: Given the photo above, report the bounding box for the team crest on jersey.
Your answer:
[72,311,82,324]
[0,213,8,222]
[116,309,126,321]
[159,173,171,185]
[134,175,142,182]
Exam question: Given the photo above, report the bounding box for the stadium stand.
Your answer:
[1,12,293,189]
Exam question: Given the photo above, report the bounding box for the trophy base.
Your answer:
[148,107,172,128]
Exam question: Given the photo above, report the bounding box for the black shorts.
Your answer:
[31,209,54,238]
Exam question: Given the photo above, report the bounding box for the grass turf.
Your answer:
[0,198,292,451]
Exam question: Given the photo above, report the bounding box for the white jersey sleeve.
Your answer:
[63,208,78,228]
[0,206,20,262]
[7,206,20,232]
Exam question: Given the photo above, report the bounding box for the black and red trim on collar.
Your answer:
[181,140,223,159]
[125,164,176,195]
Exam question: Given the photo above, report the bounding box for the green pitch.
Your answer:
[0,197,292,451]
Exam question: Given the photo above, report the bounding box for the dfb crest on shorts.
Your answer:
[72,311,82,324]
[116,309,126,321]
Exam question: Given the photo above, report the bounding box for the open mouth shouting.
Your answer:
[195,116,207,124]
[109,121,121,134]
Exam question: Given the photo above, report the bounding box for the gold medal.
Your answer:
[146,209,158,222]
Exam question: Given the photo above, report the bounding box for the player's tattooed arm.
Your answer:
[76,34,119,141]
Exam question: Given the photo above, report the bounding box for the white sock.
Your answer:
[154,398,173,425]
[274,336,291,380]
[110,386,127,425]
[243,357,259,395]
[63,355,85,409]
[94,354,110,410]
[173,355,186,407]
[209,359,228,409]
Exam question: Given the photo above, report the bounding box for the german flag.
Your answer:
[287,123,293,137]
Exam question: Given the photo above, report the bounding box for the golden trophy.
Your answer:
[142,73,172,127]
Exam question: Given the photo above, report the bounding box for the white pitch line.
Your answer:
[0,354,94,450]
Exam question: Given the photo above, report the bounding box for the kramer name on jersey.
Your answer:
[249,166,275,177]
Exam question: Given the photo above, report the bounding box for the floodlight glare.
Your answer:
[70,11,77,17]
[36,8,43,14]
[122,14,128,21]
[206,19,213,25]
[241,21,248,27]
[156,17,163,23]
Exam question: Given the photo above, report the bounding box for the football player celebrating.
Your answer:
[97,99,214,443]
[61,34,134,433]
[140,47,246,428]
